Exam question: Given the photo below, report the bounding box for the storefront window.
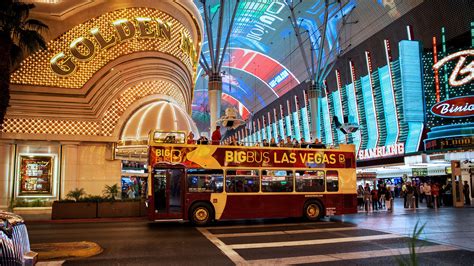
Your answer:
[121,176,148,199]
[19,155,53,195]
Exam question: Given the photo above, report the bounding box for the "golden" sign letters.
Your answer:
[50,16,197,77]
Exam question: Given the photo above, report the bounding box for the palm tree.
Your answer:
[0,0,48,128]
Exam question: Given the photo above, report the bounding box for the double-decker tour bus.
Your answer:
[146,131,357,225]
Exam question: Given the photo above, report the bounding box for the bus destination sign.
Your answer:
[150,145,355,169]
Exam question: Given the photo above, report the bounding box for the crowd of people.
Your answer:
[357,180,471,212]
[186,126,327,148]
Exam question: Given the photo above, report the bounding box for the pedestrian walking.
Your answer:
[363,184,371,213]
[423,182,432,208]
[464,181,471,205]
[385,187,392,211]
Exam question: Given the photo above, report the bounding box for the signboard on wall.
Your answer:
[422,26,474,152]
[425,136,474,151]
[430,96,474,118]
[412,168,428,177]
[357,143,405,160]
[19,155,53,195]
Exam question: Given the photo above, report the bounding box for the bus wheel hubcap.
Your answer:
[195,208,208,221]
[308,204,319,217]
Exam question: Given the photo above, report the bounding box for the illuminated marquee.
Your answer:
[11,8,199,88]
[433,49,474,87]
[358,143,405,160]
[50,16,197,76]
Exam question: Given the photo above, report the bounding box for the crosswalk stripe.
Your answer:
[214,227,359,238]
[204,221,335,230]
[196,228,247,265]
[245,245,459,265]
[228,234,401,249]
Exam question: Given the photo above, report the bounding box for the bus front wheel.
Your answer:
[303,201,323,221]
[190,202,214,226]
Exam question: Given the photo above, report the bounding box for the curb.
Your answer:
[32,241,103,261]
[25,216,148,224]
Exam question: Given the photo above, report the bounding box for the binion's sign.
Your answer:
[50,17,198,76]
[430,96,474,117]
[358,143,405,160]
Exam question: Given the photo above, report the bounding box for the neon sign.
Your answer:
[430,96,474,117]
[358,143,405,160]
[432,49,474,87]
[50,17,197,76]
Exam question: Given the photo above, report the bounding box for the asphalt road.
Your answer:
[28,216,474,265]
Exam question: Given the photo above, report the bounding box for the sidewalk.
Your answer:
[333,198,474,251]
[357,197,458,214]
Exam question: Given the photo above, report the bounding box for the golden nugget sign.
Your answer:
[150,145,355,169]
[50,17,197,76]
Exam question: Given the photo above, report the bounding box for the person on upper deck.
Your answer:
[284,136,293,147]
[269,137,278,147]
[310,138,326,148]
[300,138,308,148]
[211,126,221,145]
[187,132,196,144]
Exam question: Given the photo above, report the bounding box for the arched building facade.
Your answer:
[0,0,202,208]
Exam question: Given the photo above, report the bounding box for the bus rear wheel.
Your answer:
[303,201,323,221]
[190,202,213,226]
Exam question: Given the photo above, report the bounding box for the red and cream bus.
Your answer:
[146,131,357,225]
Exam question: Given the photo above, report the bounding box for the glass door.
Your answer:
[153,170,167,212]
[169,168,184,214]
[153,167,184,219]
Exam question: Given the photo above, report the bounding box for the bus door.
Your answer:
[152,167,184,219]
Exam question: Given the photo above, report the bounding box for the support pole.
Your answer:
[202,1,216,72]
[286,1,312,79]
[208,73,222,131]
[218,0,240,71]
[315,0,329,80]
[214,0,225,70]
[200,51,211,73]
[308,82,321,141]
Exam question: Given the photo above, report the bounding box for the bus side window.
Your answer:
[326,170,339,192]
[262,170,293,192]
[226,170,259,193]
[295,170,325,192]
[187,169,223,193]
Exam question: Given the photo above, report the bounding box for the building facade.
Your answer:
[0,0,202,209]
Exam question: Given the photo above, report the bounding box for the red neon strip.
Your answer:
[433,36,440,103]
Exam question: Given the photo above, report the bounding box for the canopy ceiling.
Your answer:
[192,0,423,131]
